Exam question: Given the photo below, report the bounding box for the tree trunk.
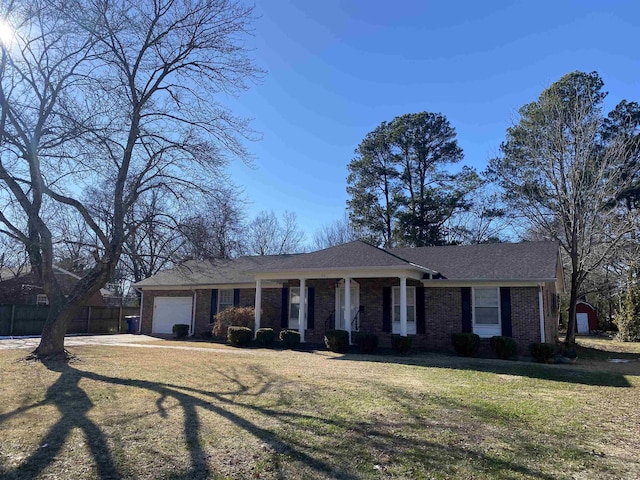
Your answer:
[564,270,579,346]
[32,295,83,359]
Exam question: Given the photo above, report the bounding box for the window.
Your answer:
[218,289,234,312]
[473,287,500,337]
[289,287,308,329]
[36,294,49,306]
[392,286,416,334]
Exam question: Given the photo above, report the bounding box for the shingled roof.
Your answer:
[134,240,560,288]
[250,241,434,273]
[388,241,560,281]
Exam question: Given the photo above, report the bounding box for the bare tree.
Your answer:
[312,214,359,250]
[178,186,246,260]
[444,191,510,244]
[489,71,640,346]
[245,210,306,255]
[0,0,261,358]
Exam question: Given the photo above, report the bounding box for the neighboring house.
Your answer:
[134,240,564,351]
[576,301,598,333]
[0,265,110,307]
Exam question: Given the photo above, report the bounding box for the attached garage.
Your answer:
[152,296,194,335]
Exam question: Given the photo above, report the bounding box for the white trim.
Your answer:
[217,288,234,313]
[335,279,360,332]
[538,285,546,343]
[344,277,351,340]
[288,286,308,332]
[255,267,426,281]
[298,278,306,342]
[422,280,554,287]
[254,279,262,334]
[472,287,501,338]
[392,285,416,335]
[138,282,282,291]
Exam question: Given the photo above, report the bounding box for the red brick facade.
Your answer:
[141,280,558,352]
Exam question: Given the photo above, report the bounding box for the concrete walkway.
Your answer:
[0,333,257,354]
[0,333,159,350]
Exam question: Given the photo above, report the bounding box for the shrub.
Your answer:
[451,332,480,357]
[490,336,518,360]
[172,324,190,339]
[255,328,275,347]
[213,306,255,337]
[352,332,378,354]
[197,328,213,340]
[227,326,252,347]
[530,342,556,363]
[279,329,300,349]
[391,334,413,355]
[324,329,350,353]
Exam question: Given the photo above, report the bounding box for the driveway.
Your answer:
[0,334,256,354]
[0,334,160,350]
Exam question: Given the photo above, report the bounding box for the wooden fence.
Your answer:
[0,305,140,336]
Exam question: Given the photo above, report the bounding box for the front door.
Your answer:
[336,283,359,331]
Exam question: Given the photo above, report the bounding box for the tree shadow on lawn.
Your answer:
[328,351,634,387]
[0,358,360,480]
[0,356,602,480]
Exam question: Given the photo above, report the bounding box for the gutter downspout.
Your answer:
[538,283,546,343]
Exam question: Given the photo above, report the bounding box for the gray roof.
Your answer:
[251,241,431,272]
[388,241,560,281]
[134,240,560,288]
[133,255,281,288]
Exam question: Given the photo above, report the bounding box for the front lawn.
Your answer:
[0,339,639,479]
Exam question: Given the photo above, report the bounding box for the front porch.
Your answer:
[254,276,425,345]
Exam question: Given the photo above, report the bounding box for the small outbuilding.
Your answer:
[576,301,598,333]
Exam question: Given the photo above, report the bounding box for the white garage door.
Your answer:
[153,296,193,334]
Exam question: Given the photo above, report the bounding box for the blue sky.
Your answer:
[227,0,640,237]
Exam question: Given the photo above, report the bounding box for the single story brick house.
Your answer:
[133,240,563,350]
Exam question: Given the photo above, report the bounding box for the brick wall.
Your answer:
[510,287,542,348]
[140,290,194,333]
[142,282,546,353]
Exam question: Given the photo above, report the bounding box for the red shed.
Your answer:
[576,301,598,333]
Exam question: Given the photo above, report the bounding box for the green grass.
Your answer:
[0,338,639,479]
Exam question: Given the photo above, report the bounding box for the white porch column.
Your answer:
[400,276,408,336]
[298,278,306,342]
[344,277,351,341]
[254,279,262,336]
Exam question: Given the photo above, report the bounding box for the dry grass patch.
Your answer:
[0,342,639,479]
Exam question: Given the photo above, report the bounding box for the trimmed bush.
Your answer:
[490,336,518,360]
[213,306,255,337]
[255,328,275,347]
[451,332,480,357]
[172,324,189,339]
[352,332,378,354]
[391,334,413,355]
[279,329,300,349]
[227,326,252,347]
[324,329,350,353]
[530,342,556,363]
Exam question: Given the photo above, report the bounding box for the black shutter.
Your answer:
[500,287,512,337]
[416,286,425,334]
[233,288,240,307]
[280,287,289,329]
[382,287,391,333]
[461,287,472,333]
[210,289,218,320]
[307,287,315,330]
